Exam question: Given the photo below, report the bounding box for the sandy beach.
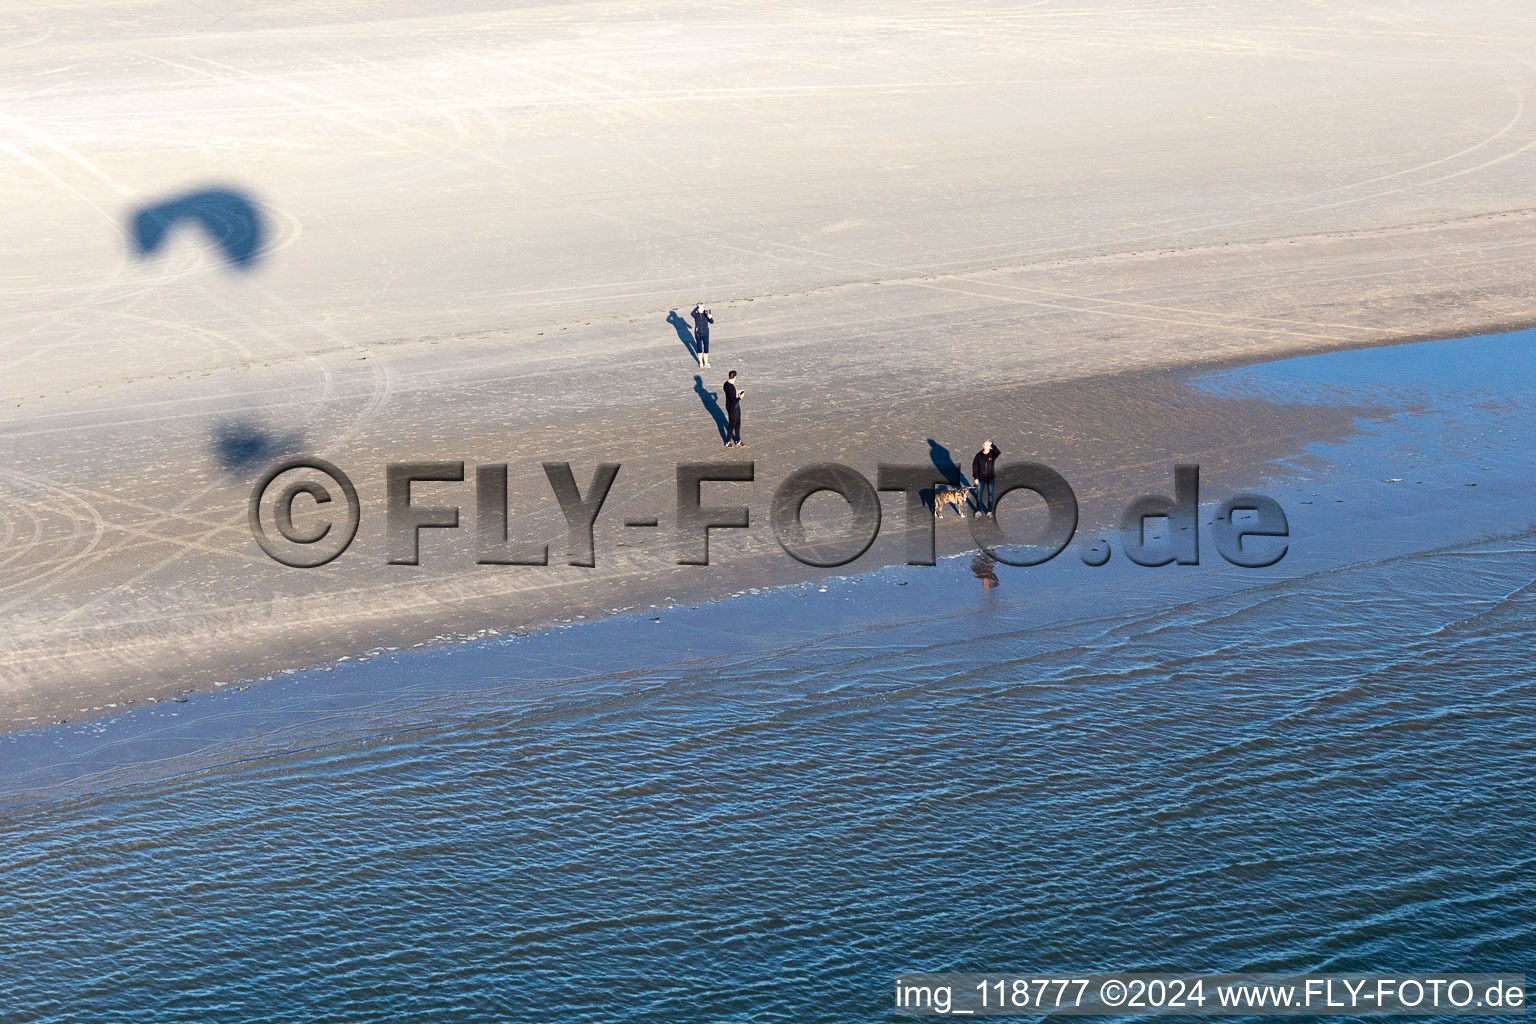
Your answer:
[6,0,1536,727]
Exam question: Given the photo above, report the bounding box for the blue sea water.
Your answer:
[1,332,1533,1022]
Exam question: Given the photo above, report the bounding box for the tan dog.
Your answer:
[934,485,972,519]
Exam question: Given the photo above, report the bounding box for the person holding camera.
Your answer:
[691,302,714,367]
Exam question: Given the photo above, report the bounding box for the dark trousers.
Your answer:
[697,334,709,354]
[726,403,741,444]
[975,477,994,512]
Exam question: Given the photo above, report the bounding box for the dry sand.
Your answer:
[4,0,1536,727]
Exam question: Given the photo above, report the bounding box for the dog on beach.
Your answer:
[933,484,972,519]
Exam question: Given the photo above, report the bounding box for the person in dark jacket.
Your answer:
[723,370,744,447]
[691,303,713,367]
[971,440,1000,516]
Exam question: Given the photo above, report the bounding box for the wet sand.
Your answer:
[0,345,1396,731]
[5,0,1536,727]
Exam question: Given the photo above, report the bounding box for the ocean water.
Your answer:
[1,333,1534,1022]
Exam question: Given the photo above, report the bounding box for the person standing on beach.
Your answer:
[692,302,713,367]
[723,370,744,447]
[971,439,1000,517]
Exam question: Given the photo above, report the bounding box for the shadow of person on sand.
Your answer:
[927,439,965,485]
[668,311,697,362]
[694,375,728,443]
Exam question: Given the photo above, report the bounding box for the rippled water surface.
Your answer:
[2,334,1534,1022]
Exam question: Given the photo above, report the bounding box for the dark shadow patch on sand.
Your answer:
[212,418,302,473]
[928,439,966,486]
[129,186,268,270]
[694,375,728,443]
[668,311,697,361]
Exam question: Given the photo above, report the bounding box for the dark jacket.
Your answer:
[692,308,713,339]
[972,446,1000,482]
[723,380,741,409]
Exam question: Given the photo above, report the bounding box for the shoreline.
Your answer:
[6,322,1536,805]
[0,318,1446,735]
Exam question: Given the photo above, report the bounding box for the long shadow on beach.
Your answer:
[927,439,965,486]
[668,311,697,362]
[926,437,971,511]
[694,375,728,443]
